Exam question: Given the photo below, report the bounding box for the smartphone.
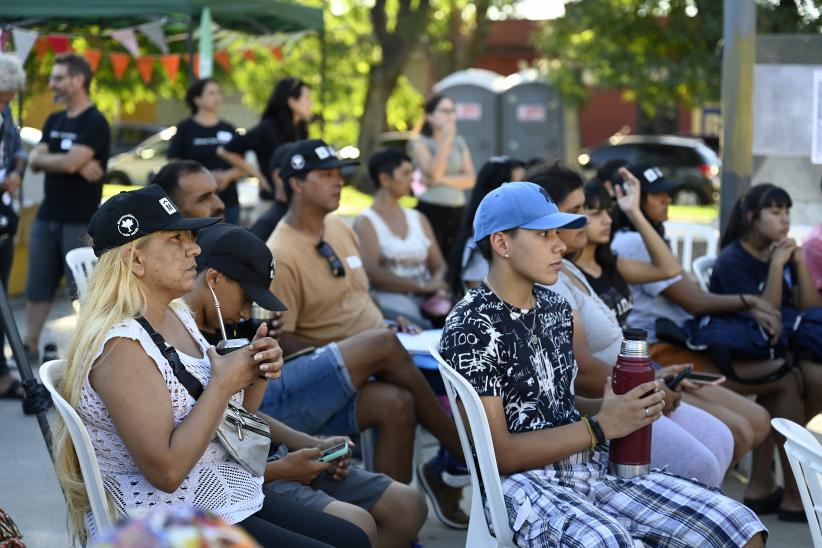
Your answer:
[317,441,349,463]
[685,372,726,386]
[665,366,692,390]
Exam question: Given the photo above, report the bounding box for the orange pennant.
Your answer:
[271,46,283,61]
[35,38,49,60]
[83,49,102,72]
[109,52,130,80]
[243,49,255,62]
[160,54,181,83]
[214,49,231,72]
[136,56,154,84]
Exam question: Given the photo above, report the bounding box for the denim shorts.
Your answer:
[25,219,88,301]
[259,343,359,436]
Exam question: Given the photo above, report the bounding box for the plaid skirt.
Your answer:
[497,450,766,547]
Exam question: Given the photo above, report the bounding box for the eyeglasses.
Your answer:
[316,240,345,277]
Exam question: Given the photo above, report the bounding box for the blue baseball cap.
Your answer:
[471,181,587,247]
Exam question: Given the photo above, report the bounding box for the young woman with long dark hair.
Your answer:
[409,94,475,259]
[219,77,312,237]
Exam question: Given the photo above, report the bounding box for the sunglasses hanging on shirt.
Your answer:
[316,239,346,277]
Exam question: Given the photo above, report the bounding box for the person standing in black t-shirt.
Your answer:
[168,79,244,224]
[218,77,311,240]
[26,53,110,364]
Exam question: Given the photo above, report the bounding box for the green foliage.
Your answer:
[534,0,820,116]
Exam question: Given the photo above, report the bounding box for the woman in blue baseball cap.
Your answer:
[439,181,766,547]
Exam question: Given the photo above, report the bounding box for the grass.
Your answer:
[668,205,718,225]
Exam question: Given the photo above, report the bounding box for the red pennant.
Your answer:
[271,46,283,61]
[136,56,154,83]
[214,49,231,72]
[83,49,102,72]
[0,30,9,52]
[243,49,255,62]
[160,54,181,83]
[109,52,130,80]
[35,38,49,59]
[190,53,200,77]
[46,34,70,54]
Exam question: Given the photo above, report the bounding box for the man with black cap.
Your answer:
[151,160,225,219]
[183,223,427,546]
[264,138,469,528]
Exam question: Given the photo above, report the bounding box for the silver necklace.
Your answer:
[484,279,539,346]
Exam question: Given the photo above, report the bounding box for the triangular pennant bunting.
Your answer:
[11,28,38,63]
[214,49,231,72]
[0,30,9,52]
[160,54,181,83]
[34,37,49,59]
[46,34,70,54]
[136,56,154,83]
[83,48,102,72]
[243,49,255,62]
[137,21,168,54]
[271,46,283,61]
[112,28,140,58]
[109,52,130,80]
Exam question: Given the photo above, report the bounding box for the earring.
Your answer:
[505,253,509,258]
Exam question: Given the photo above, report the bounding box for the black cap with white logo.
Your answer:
[279,139,358,181]
[195,223,287,312]
[87,185,220,257]
[626,163,682,194]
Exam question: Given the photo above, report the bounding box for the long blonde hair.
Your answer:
[53,234,156,545]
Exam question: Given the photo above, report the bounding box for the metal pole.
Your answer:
[319,23,327,137]
[719,0,756,231]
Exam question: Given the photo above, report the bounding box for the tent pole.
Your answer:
[187,13,196,81]
[319,5,327,137]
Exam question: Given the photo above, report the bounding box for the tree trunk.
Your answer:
[356,62,404,191]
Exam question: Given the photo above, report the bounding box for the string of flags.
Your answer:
[0,22,284,83]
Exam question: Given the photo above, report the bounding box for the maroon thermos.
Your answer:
[609,327,654,478]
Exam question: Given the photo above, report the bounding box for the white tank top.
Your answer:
[359,207,431,281]
[78,302,263,534]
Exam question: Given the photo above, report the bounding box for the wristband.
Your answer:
[588,415,607,445]
[581,417,596,450]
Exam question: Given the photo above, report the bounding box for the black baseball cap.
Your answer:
[88,185,220,257]
[627,163,682,194]
[280,139,358,181]
[195,224,287,312]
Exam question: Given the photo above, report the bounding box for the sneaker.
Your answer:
[417,461,469,529]
[42,343,59,363]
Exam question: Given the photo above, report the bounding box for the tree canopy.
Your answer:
[534,0,820,116]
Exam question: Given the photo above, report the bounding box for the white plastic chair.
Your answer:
[40,359,114,534]
[691,255,716,291]
[431,345,515,547]
[771,418,822,547]
[663,222,719,273]
[65,246,98,300]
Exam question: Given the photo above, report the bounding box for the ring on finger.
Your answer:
[644,407,650,418]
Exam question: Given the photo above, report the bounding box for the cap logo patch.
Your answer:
[315,146,330,160]
[269,259,276,281]
[291,154,305,170]
[643,167,663,183]
[117,214,139,237]
[159,197,177,215]
[537,186,555,205]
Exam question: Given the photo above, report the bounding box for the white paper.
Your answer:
[396,329,442,355]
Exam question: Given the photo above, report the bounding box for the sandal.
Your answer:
[743,486,784,514]
[0,379,24,400]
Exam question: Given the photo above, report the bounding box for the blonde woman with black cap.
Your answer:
[52,185,351,546]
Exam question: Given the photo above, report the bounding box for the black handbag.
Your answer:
[136,317,271,476]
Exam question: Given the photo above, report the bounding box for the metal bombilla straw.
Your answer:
[206,282,229,341]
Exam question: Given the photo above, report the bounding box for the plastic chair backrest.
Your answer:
[771,418,822,548]
[663,222,719,273]
[431,345,515,547]
[691,255,716,291]
[40,360,113,534]
[65,247,98,300]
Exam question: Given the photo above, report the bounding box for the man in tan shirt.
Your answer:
[261,139,469,528]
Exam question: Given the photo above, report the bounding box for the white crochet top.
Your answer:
[359,207,431,281]
[78,302,263,533]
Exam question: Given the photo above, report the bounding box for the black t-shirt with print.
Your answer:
[439,283,580,434]
[582,259,633,326]
[38,106,110,223]
[224,118,284,202]
[168,118,238,207]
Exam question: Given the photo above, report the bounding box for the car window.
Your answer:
[635,144,701,167]
[589,144,637,167]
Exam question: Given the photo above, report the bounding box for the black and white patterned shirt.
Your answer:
[439,283,580,433]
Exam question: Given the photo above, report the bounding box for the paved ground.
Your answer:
[0,292,815,547]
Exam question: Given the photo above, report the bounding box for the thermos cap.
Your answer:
[620,328,649,358]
